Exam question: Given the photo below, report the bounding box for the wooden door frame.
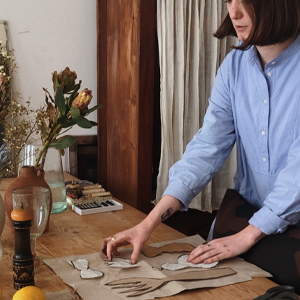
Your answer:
[96,0,156,213]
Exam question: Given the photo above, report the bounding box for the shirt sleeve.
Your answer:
[163,63,236,210]
[249,136,300,234]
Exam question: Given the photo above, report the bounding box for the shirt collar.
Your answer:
[247,34,300,67]
[272,34,300,63]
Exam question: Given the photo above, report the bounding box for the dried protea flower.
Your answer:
[0,74,4,87]
[72,89,93,112]
[52,67,77,94]
[46,102,56,128]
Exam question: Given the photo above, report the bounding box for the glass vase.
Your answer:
[19,145,67,214]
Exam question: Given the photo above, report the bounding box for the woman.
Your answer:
[102,0,300,291]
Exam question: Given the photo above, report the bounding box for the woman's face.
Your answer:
[226,0,252,41]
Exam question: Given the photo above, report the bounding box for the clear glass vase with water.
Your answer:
[19,144,67,214]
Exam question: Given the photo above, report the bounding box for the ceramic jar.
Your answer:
[0,194,5,237]
[4,166,52,231]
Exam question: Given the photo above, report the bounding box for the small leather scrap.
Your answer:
[46,289,81,300]
[141,242,195,258]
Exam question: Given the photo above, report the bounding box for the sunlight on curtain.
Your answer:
[155,0,237,212]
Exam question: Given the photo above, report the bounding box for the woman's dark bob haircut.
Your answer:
[214,0,300,50]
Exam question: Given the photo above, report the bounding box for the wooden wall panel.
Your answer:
[97,0,156,213]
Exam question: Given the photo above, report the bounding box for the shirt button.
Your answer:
[264,99,268,104]
[262,158,267,162]
[267,72,272,77]
[271,61,276,65]
[262,131,266,136]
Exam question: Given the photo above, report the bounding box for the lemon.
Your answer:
[12,286,46,300]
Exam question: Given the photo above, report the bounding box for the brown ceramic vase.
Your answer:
[4,165,53,231]
[0,194,5,237]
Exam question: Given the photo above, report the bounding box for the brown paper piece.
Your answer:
[106,267,236,297]
[141,242,195,257]
[44,235,272,300]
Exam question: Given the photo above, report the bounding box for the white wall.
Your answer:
[0,0,98,137]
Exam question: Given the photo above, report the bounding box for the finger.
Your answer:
[190,252,219,264]
[104,235,130,260]
[130,245,142,264]
[112,249,121,256]
[105,243,113,261]
[101,245,107,257]
[187,243,212,262]
[203,251,227,264]
[104,236,118,261]
[203,256,221,264]
[106,241,121,261]
[188,244,224,264]
[101,238,110,258]
[191,243,231,264]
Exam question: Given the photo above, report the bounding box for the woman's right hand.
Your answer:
[101,194,181,264]
[101,222,151,264]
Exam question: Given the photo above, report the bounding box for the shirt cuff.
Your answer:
[162,180,195,211]
[249,206,290,235]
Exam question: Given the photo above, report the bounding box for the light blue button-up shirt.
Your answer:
[163,34,300,235]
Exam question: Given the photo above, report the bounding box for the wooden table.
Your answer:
[0,175,278,300]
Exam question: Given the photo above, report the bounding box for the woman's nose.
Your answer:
[228,0,243,20]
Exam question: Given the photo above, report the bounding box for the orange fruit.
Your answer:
[12,286,46,300]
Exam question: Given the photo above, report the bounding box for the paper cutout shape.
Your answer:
[68,258,104,279]
[106,267,236,297]
[106,258,139,268]
[161,254,218,270]
[141,242,195,258]
[80,269,104,279]
[68,258,89,270]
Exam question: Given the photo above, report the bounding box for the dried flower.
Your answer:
[0,41,31,180]
[0,40,16,124]
[34,67,102,167]
[0,74,4,87]
[72,89,93,112]
[52,67,77,94]
[0,97,37,180]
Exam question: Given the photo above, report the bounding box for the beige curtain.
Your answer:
[155,0,237,212]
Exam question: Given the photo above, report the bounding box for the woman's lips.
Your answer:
[235,25,247,32]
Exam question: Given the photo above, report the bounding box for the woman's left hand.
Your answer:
[187,224,265,264]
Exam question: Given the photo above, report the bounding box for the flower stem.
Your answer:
[34,123,62,167]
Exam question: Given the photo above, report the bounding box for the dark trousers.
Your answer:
[213,189,300,294]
